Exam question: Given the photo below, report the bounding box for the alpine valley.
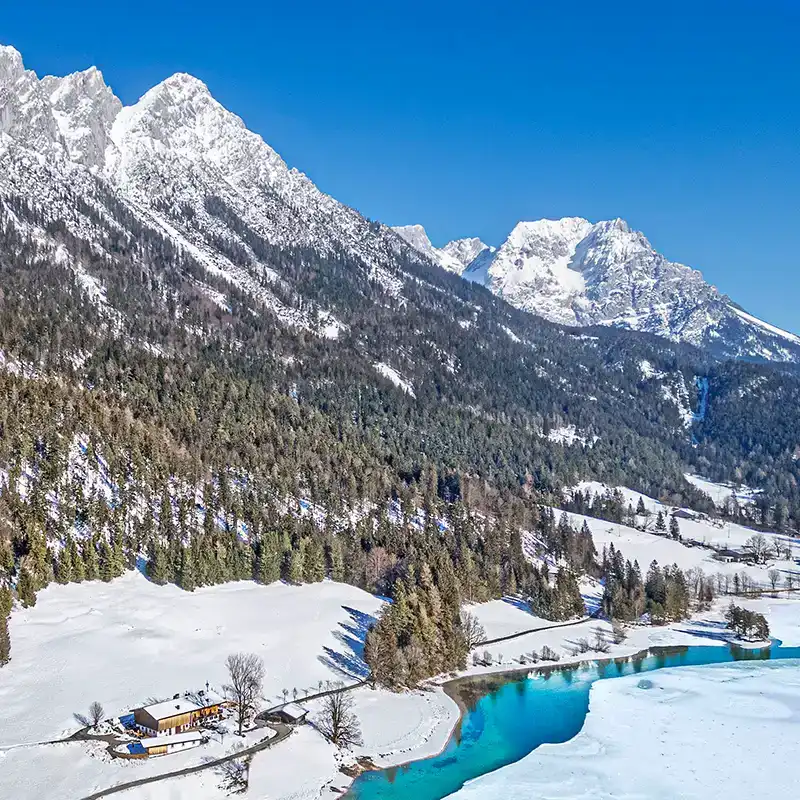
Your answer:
[2,41,800,800]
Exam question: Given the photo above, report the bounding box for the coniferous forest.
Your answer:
[2,170,800,682]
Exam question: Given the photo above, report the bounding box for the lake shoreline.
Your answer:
[342,639,784,798]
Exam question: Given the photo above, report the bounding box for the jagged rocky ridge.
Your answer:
[395,217,800,363]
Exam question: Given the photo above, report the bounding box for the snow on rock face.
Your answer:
[0,44,428,336]
[464,217,593,325]
[41,67,121,170]
[373,361,415,397]
[2,43,799,364]
[392,224,468,274]
[442,236,492,269]
[463,216,800,362]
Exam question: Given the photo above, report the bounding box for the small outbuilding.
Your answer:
[140,731,205,756]
[272,703,309,725]
[713,548,745,563]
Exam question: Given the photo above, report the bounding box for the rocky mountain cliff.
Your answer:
[397,216,800,363]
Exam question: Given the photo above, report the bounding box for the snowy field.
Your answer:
[1,574,385,746]
[684,473,761,508]
[3,476,800,800]
[568,480,800,587]
[450,660,800,800]
[0,575,387,800]
[0,573,463,800]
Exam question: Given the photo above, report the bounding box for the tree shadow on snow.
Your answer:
[317,606,378,680]
[502,595,531,613]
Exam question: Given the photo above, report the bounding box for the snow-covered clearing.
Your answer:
[1,575,384,747]
[570,480,799,586]
[450,660,800,800]
[684,472,761,509]
[373,361,415,397]
[0,572,462,800]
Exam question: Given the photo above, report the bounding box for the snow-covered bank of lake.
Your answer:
[449,660,800,800]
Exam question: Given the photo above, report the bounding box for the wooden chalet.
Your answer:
[272,703,309,724]
[133,696,222,736]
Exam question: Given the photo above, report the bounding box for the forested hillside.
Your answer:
[2,44,800,673]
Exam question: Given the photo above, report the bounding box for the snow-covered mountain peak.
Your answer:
[391,224,467,274]
[441,237,492,269]
[0,45,24,86]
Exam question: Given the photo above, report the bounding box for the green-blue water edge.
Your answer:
[347,643,800,800]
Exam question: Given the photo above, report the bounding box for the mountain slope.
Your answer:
[460,216,800,363]
[2,43,800,528]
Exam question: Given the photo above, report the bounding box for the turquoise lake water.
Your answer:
[347,643,800,800]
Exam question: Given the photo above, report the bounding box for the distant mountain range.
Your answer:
[393,218,800,363]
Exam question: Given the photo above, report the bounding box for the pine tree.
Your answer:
[99,538,115,582]
[179,544,197,591]
[16,567,36,608]
[655,511,666,533]
[256,533,281,585]
[83,537,99,581]
[0,585,12,618]
[0,613,10,666]
[327,537,344,583]
[669,515,680,540]
[303,538,326,583]
[55,541,74,584]
[71,537,85,583]
[147,541,170,585]
[288,542,305,584]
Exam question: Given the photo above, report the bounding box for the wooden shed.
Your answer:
[272,703,309,724]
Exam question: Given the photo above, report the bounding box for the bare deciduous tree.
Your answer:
[316,684,362,748]
[768,569,781,591]
[215,743,249,794]
[89,701,104,728]
[611,622,628,644]
[460,609,487,649]
[744,534,770,565]
[592,628,611,653]
[223,653,265,736]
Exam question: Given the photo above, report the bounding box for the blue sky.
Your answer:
[4,1,799,331]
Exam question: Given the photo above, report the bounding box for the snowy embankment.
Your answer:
[449,660,800,800]
[0,575,383,800]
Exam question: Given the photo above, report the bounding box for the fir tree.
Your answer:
[179,544,197,591]
[0,613,9,666]
[16,567,36,608]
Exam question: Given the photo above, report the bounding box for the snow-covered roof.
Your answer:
[139,698,201,721]
[280,703,308,720]
[141,731,204,748]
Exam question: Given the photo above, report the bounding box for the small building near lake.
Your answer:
[713,548,746,563]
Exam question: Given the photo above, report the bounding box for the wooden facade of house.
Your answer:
[133,698,222,736]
